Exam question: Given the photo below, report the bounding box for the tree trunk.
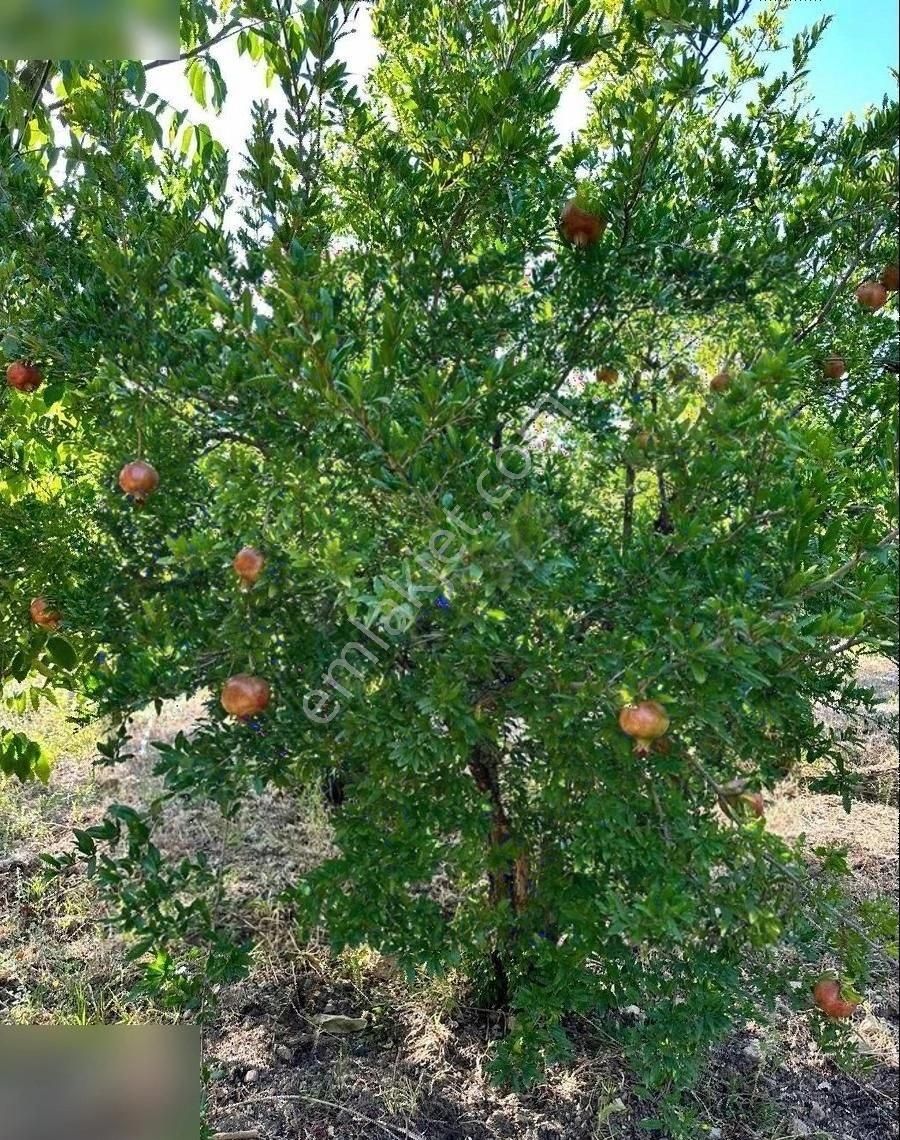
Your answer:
[468,741,530,1004]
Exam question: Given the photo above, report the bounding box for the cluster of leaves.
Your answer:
[43,801,252,1010]
[2,0,898,1117]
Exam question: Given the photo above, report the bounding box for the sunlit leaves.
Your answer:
[0,726,52,782]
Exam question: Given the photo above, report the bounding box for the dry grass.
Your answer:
[2,661,898,1140]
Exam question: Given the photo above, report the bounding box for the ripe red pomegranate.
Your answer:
[881,263,899,291]
[596,367,619,384]
[233,546,266,585]
[618,699,670,754]
[813,977,859,1020]
[6,361,43,392]
[560,199,606,248]
[856,280,887,311]
[710,371,731,393]
[29,596,61,630]
[221,674,271,719]
[118,460,160,503]
[822,355,846,380]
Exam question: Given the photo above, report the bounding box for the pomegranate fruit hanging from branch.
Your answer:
[233,546,266,586]
[29,596,62,630]
[710,371,731,393]
[856,279,887,311]
[6,361,43,392]
[560,183,607,249]
[822,355,846,380]
[618,699,670,755]
[221,674,271,720]
[118,460,160,505]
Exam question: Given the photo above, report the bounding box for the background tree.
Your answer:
[2,0,898,1124]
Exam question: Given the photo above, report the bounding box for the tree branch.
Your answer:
[687,754,895,963]
[45,18,259,113]
[12,60,52,155]
[793,220,890,343]
[619,2,752,244]
[145,17,247,71]
[798,528,898,599]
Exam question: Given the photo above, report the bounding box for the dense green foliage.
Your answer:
[2,0,898,1123]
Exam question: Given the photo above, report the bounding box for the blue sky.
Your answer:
[773,0,899,119]
[148,2,899,168]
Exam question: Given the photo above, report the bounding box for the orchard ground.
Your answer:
[1,659,897,1140]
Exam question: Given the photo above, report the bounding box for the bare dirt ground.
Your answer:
[1,658,898,1140]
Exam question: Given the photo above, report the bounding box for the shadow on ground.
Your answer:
[2,663,898,1139]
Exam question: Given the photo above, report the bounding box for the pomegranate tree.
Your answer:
[3,5,895,1120]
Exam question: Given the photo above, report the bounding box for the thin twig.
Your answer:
[12,60,53,155]
[235,1094,425,1140]
[44,19,263,113]
[793,220,889,343]
[619,101,679,245]
[145,18,247,70]
[686,754,895,962]
[798,528,898,599]
[620,2,752,243]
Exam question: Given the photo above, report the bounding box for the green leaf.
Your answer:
[187,58,208,108]
[46,636,78,670]
[207,280,233,314]
[73,829,96,856]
